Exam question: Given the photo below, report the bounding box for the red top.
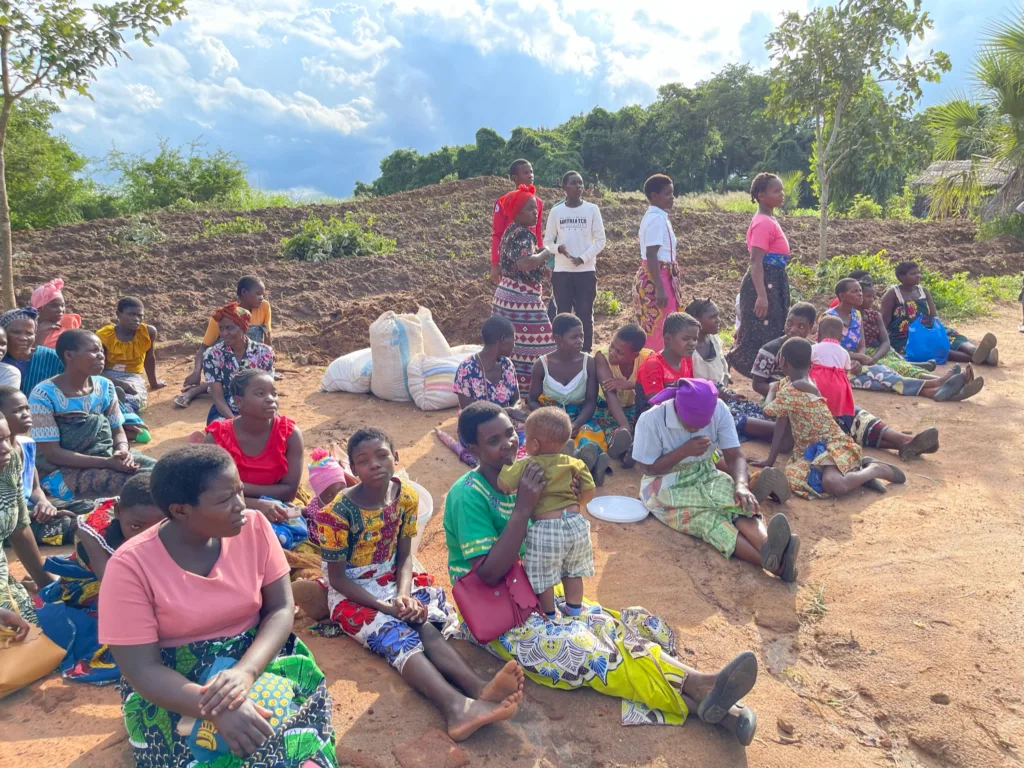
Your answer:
[637,353,694,397]
[207,415,296,485]
[491,194,544,265]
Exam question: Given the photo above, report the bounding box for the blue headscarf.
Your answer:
[0,307,37,328]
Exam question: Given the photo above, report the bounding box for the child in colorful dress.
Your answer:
[97,296,166,415]
[498,407,596,619]
[809,316,857,420]
[315,428,524,742]
[754,338,906,498]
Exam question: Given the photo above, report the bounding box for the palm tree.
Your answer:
[927,13,1024,219]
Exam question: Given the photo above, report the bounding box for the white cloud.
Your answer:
[300,56,380,89]
[188,32,240,77]
[126,84,163,112]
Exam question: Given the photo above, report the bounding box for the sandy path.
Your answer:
[2,310,1022,768]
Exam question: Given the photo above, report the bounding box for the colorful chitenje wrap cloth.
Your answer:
[632,260,679,353]
[860,308,930,379]
[117,627,337,767]
[824,308,926,397]
[442,470,692,726]
[886,287,968,354]
[728,255,791,378]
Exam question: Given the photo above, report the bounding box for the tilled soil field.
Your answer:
[14,176,1024,362]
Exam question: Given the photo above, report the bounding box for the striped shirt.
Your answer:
[443,470,523,582]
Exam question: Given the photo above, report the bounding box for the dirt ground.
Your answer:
[2,307,1022,768]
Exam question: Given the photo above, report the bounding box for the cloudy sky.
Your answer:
[51,0,1016,197]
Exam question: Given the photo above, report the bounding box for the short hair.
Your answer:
[0,385,21,412]
[848,269,873,286]
[229,367,274,399]
[817,315,845,340]
[614,323,647,353]
[347,427,395,465]
[835,278,861,298]
[481,315,515,346]
[509,159,531,178]
[237,276,264,295]
[779,337,812,370]
[561,170,582,186]
[551,313,583,337]
[683,298,716,319]
[525,407,571,445]
[55,329,96,365]
[750,172,781,203]
[120,472,156,510]
[643,174,673,199]
[788,302,818,326]
[150,445,235,514]
[895,261,918,278]
[457,401,505,445]
[663,312,699,337]
[117,296,144,314]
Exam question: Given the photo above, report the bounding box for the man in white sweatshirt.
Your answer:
[544,171,607,352]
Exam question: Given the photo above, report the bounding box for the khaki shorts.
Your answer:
[524,513,594,593]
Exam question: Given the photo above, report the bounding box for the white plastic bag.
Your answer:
[417,306,452,358]
[321,348,373,394]
[369,311,424,402]
[406,346,481,411]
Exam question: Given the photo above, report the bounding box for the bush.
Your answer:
[197,216,268,238]
[846,194,883,219]
[883,186,916,220]
[976,215,1024,241]
[281,213,395,262]
[109,215,165,251]
[593,290,622,316]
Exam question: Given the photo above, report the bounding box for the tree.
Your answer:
[0,0,187,308]
[698,64,773,192]
[766,0,949,261]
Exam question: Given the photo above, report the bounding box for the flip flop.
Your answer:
[934,372,966,402]
[592,453,611,487]
[620,454,636,469]
[986,348,999,366]
[607,429,632,460]
[898,427,939,460]
[780,534,800,584]
[173,394,191,409]
[575,443,599,471]
[561,440,575,456]
[971,333,997,365]
[914,360,937,372]
[951,376,985,402]
[864,478,888,494]
[761,513,791,573]
[863,456,906,484]
[697,651,759,725]
[734,705,758,747]
[752,467,791,504]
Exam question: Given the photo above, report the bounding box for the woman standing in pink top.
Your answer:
[728,174,792,378]
[98,446,335,766]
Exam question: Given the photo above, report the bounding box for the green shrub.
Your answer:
[281,213,395,262]
[593,290,622,316]
[883,186,916,220]
[976,215,1024,241]
[846,194,883,219]
[780,171,804,213]
[198,216,268,238]
[814,250,894,294]
[109,214,165,251]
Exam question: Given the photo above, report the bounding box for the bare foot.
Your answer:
[447,692,521,742]
[187,431,205,445]
[478,660,525,703]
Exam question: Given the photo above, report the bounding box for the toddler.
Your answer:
[809,315,856,420]
[498,407,595,618]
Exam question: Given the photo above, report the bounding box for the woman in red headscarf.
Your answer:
[201,302,275,425]
[492,185,558,392]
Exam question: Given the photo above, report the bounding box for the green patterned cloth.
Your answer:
[868,347,930,379]
[638,457,753,558]
[0,448,35,623]
[119,628,337,767]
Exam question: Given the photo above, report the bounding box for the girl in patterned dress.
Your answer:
[314,427,526,743]
[753,338,906,499]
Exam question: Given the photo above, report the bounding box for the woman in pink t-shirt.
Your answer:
[97,446,335,766]
[728,173,792,378]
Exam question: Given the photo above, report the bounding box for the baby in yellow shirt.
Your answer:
[498,407,595,618]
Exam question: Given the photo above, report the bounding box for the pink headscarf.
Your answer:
[649,378,719,429]
[307,447,353,499]
[31,279,65,309]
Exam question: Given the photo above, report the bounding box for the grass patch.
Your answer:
[593,290,622,316]
[197,216,268,238]
[976,214,1024,241]
[109,214,165,255]
[281,213,395,262]
[802,584,829,621]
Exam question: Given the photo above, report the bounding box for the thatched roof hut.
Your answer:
[910,160,1013,189]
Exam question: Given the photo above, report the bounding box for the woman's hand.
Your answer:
[515,462,547,517]
[733,483,759,514]
[182,371,201,390]
[0,608,30,641]
[212,700,274,758]
[655,289,669,309]
[199,667,256,718]
[30,498,60,523]
[601,377,632,394]
[749,457,775,469]
[849,361,863,376]
[106,451,138,473]
[118,380,138,396]
[681,436,712,458]
[754,295,769,318]
[393,595,427,624]
[250,499,289,524]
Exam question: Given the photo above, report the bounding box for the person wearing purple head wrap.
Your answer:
[632,378,799,583]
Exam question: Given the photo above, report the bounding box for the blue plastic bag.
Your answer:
[904,315,950,365]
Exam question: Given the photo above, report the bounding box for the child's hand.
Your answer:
[200,667,256,717]
[0,608,30,641]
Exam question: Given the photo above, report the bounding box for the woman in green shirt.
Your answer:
[441,401,760,744]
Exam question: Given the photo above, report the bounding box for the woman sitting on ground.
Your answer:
[98,445,336,766]
[0,386,77,546]
[1,308,63,395]
[203,303,275,425]
[453,315,529,426]
[632,379,797,580]
[314,427,524,743]
[206,369,304,524]
[528,313,610,483]
[97,296,166,415]
[30,330,155,501]
[592,323,651,468]
[32,279,81,349]
[856,279,936,376]
[443,401,760,744]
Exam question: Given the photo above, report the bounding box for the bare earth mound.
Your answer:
[2,179,1023,768]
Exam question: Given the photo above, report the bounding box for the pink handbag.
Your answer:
[452,559,540,643]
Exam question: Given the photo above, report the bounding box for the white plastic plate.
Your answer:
[586,496,649,524]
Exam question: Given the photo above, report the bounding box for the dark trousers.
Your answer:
[552,271,598,351]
